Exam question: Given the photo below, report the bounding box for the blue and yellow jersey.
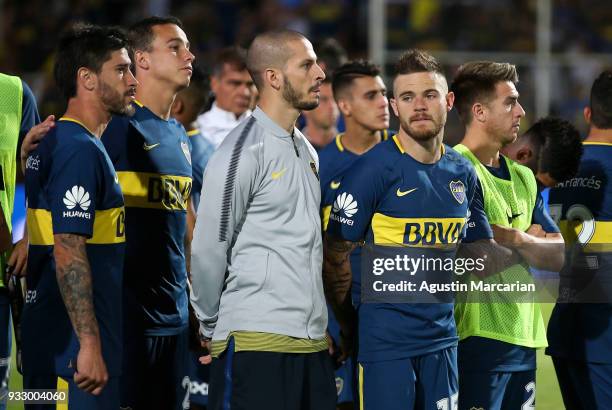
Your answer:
[546,142,612,364]
[187,128,215,211]
[327,136,491,362]
[103,101,192,336]
[22,118,125,377]
[320,130,393,230]
[320,130,392,309]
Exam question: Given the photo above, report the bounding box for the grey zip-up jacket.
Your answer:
[190,107,327,342]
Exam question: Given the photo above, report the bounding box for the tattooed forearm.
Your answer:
[457,239,522,278]
[323,234,359,331]
[54,233,100,344]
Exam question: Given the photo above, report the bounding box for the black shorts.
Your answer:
[209,337,336,410]
[120,327,190,410]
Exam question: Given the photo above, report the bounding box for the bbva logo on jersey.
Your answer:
[63,185,92,219]
[331,192,358,226]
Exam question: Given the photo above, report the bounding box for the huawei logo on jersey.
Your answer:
[63,186,91,211]
[63,185,92,219]
[331,192,358,226]
[333,192,358,217]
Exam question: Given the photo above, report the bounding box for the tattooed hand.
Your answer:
[54,233,108,394]
[322,234,358,361]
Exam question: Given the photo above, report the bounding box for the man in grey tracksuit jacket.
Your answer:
[190,30,336,410]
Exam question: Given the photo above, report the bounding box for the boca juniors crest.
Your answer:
[449,180,466,204]
[181,141,192,165]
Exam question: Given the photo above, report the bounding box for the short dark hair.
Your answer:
[332,59,381,100]
[524,116,583,182]
[212,46,247,76]
[179,65,210,114]
[128,16,183,52]
[394,49,443,77]
[315,37,348,75]
[54,23,129,100]
[589,70,612,129]
[451,61,518,124]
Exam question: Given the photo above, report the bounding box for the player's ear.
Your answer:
[584,106,591,125]
[446,91,455,111]
[171,97,183,116]
[337,98,351,117]
[134,50,149,71]
[515,146,532,164]
[78,67,96,92]
[265,68,281,91]
[390,98,399,118]
[472,102,486,123]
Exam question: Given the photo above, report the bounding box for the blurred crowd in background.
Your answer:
[1,0,612,139]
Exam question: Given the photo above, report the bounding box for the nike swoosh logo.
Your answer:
[271,168,287,180]
[396,187,418,197]
[330,181,341,189]
[143,142,160,151]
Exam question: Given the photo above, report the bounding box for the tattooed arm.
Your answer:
[323,234,359,360]
[54,233,108,395]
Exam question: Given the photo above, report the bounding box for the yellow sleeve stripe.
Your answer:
[117,171,192,211]
[28,207,125,246]
[187,129,200,136]
[322,205,332,231]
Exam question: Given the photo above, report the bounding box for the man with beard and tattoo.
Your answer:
[451,61,564,410]
[190,30,336,410]
[22,24,136,408]
[20,16,196,409]
[323,50,493,410]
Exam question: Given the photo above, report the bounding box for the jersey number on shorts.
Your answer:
[436,392,458,410]
[522,381,535,410]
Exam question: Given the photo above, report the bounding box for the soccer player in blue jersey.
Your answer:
[323,49,494,410]
[320,60,391,231]
[318,59,390,408]
[546,70,612,409]
[451,61,565,410]
[101,16,195,409]
[22,23,136,408]
[0,73,39,410]
[171,65,213,410]
[502,117,582,188]
[19,16,195,409]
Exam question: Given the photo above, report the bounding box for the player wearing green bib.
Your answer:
[0,73,39,410]
[451,61,565,410]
